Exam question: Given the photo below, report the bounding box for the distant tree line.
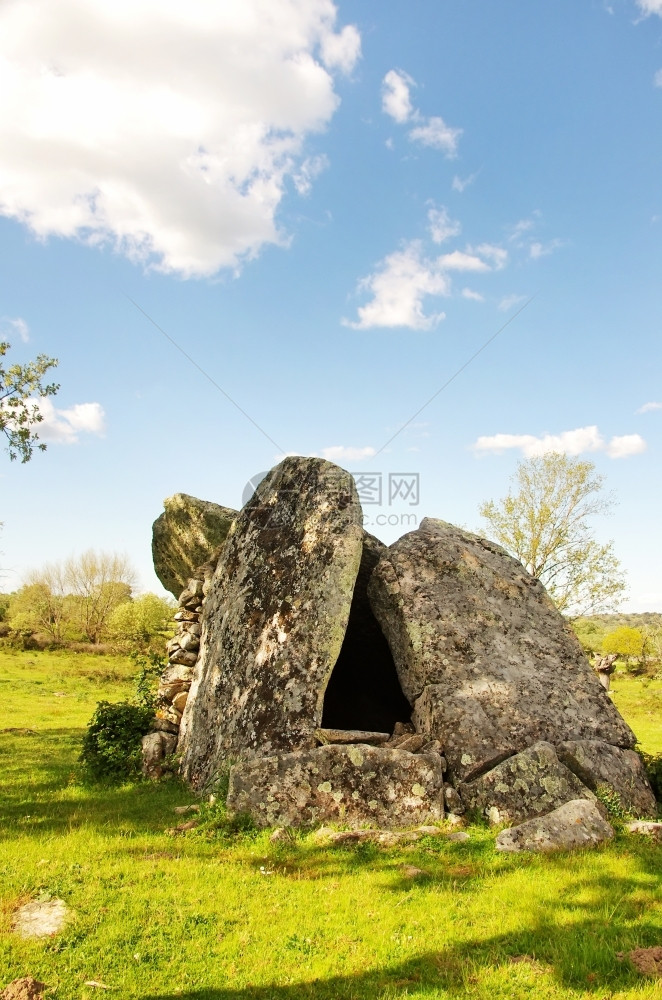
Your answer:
[0,549,174,651]
[571,616,662,674]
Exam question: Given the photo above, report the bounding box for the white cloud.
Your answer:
[606,434,647,458]
[28,398,106,444]
[461,288,484,301]
[473,425,647,460]
[637,401,662,413]
[381,69,415,123]
[427,204,460,244]
[0,316,30,342]
[636,0,662,15]
[473,243,508,270]
[438,250,490,272]
[292,154,329,196]
[452,171,478,193]
[381,68,462,157]
[530,238,564,259]
[654,69,662,87]
[321,445,376,463]
[498,293,527,311]
[343,241,450,331]
[0,0,359,278]
[408,116,462,156]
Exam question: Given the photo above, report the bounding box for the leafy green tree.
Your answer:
[479,454,626,617]
[0,341,59,462]
[108,593,174,651]
[64,550,135,643]
[570,618,609,659]
[601,626,646,666]
[7,579,75,642]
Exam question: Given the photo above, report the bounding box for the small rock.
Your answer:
[387,734,427,752]
[152,718,179,735]
[416,825,445,836]
[173,804,200,815]
[168,649,198,667]
[12,898,72,938]
[391,721,415,738]
[269,827,291,843]
[1,978,47,1000]
[626,821,662,840]
[401,865,429,878]
[446,831,470,842]
[445,813,465,827]
[495,799,614,854]
[166,819,199,835]
[443,786,464,814]
[142,732,166,779]
[172,691,188,713]
[173,610,199,622]
[311,826,335,842]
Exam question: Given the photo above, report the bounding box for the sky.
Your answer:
[0,0,661,611]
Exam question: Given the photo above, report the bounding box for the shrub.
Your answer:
[638,750,662,804]
[80,700,154,782]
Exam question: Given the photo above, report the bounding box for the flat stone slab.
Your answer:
[626,821,662,840]
[557,739,657,819]
[458,741,596,825]
[12,898,72,938]
[152,493,236,597]
[368,518,635,783]
[227,744,444,828]
[496,799,614,853]
[314,729,390,745]
[179,458,364,787]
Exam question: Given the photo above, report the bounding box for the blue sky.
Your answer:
[0,0,661,610]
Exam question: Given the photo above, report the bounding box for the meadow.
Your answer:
[0,648,661,1000]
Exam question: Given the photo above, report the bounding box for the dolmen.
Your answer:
[144,457,657,843]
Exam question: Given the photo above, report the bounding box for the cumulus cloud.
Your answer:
[473,425,646,460]
[381,69,415,123]
[461,288,484,301]
[427,204,461,244]
[636,0,662,15]
[28,399,106,444]
[637,401,662,413]
[343,241,450,331]
[344,240,504,329]
[381,68,462,156]
[0,0,359,278]
[0,316,30,342]
[321,445,376,463]
[473,243,508,270]
[292,154,329,196]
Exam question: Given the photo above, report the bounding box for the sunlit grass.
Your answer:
[0,650,661,1000]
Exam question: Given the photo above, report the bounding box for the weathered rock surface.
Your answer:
[626,820,662,840]
[12,898,72,938]
[495,799,614,853]
[152,493,236,597]
[368,518,635,783]
[458,741,597,825]
[556,739,657,818]
[314,728,390,745]
[227,743,444,828]
[178,458,364,787]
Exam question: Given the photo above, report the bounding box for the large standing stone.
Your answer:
[495,799,614,853]
[368,518,635,783]
[178,458,364,788]
[227,744,444,828]
[556,740,657,819]
[458,741,596,825]
[152,493,236,597]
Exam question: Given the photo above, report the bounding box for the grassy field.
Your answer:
[1,649,661,1000]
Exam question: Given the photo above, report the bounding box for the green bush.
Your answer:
[80,700,154,782]
[638,749,662,804]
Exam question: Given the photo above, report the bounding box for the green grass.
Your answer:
[1,649,661,1000]
[611,670,662,755]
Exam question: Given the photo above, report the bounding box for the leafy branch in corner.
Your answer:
[0,341,60,462]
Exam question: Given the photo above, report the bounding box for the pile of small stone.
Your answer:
[142,559,216,779]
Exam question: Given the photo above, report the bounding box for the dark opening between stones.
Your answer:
[321,537,411,734]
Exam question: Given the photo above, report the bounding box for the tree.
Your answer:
[0,341,59,462]
[64,550,136,643]
[107,593,175,651]
[479,453,626,617]
[601,626,646,667]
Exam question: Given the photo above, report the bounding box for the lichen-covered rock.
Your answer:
[556,740,657,818]
[226,744,444,828]
[152,493,236,597]
[495,798,614,853]
[368,518,635,783]
[458,741,596,825]
[178,458,364,788]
